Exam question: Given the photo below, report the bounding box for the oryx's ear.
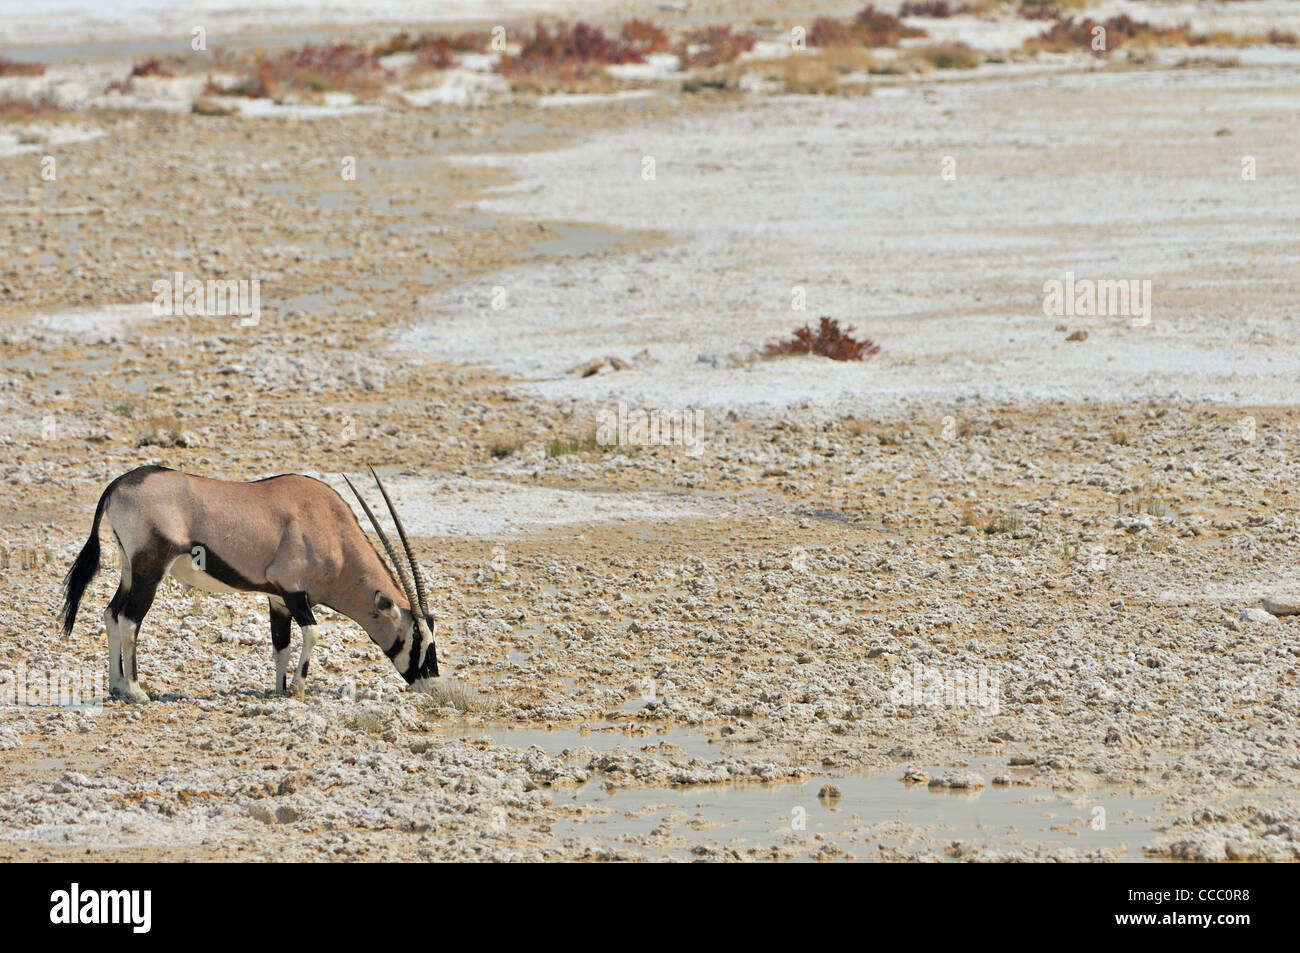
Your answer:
[374,591,400,621]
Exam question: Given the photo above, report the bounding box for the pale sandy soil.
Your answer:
[2,8,1300,862]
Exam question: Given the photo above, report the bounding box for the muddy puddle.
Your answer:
[440,719,1172,860]
[514,222,634,261]
[557,770,1167,862]
[443,718,740,761]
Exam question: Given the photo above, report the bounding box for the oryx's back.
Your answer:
[110,467,347,552]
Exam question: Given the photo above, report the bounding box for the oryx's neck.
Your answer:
[319,534,410,642]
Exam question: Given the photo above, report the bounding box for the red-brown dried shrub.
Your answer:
[373,30,495,68]
[500,20,665,75]
[271,42,380,93]
[899,1,960,17]
[204,61,274,98]
[0,57,45,77]
[1026,15,1194,53]
[205,42,381,98]
[621,19,671,55]
[763,317,881,361]
[130,57,173,78]
[676,24,757,68]
[1018,5,1062,21]
[809,5,927,49]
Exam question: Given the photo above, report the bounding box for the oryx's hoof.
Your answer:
[113,685,150,705]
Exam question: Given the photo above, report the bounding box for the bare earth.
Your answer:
[2,39,1299,861]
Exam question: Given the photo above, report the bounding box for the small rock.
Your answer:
[275,805,301,824]
[817,784,842,800]
[1262,597,1300,617]
[927,771,985,790]
[1066,330,1087,342]
[1240,607,1277,624]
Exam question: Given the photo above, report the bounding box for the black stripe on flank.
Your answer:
[190,542,280,597]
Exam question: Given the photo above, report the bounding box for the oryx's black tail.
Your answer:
[61,484,111,636]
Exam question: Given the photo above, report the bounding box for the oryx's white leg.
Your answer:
[105,541,131,698]
[118,618,150,705]
[282,593,318,696]
[290,625,317,696]
[109,552,164,705]
[105,607,126,698]
[269,597,292,694]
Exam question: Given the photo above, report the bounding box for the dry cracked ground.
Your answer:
[1,60,1299,862]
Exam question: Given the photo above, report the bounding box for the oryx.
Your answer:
[60,464,439,703]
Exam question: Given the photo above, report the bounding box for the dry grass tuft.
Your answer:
[345,707,392,734]
[547,424,637,458]
[781,55,844,94]
[191,98,236,116]
[0,94,69,122]
[416,678,495,713]
[908,41,982,69]
[487,433,525,459]
[984,514,1022,536]
[137,415,195,448]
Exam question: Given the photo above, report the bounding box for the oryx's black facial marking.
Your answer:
[418,614,439,680]
[402,623,425,683]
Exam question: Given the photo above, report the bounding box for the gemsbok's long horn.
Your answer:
[368,465,430,618]
[342,473,420,615]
